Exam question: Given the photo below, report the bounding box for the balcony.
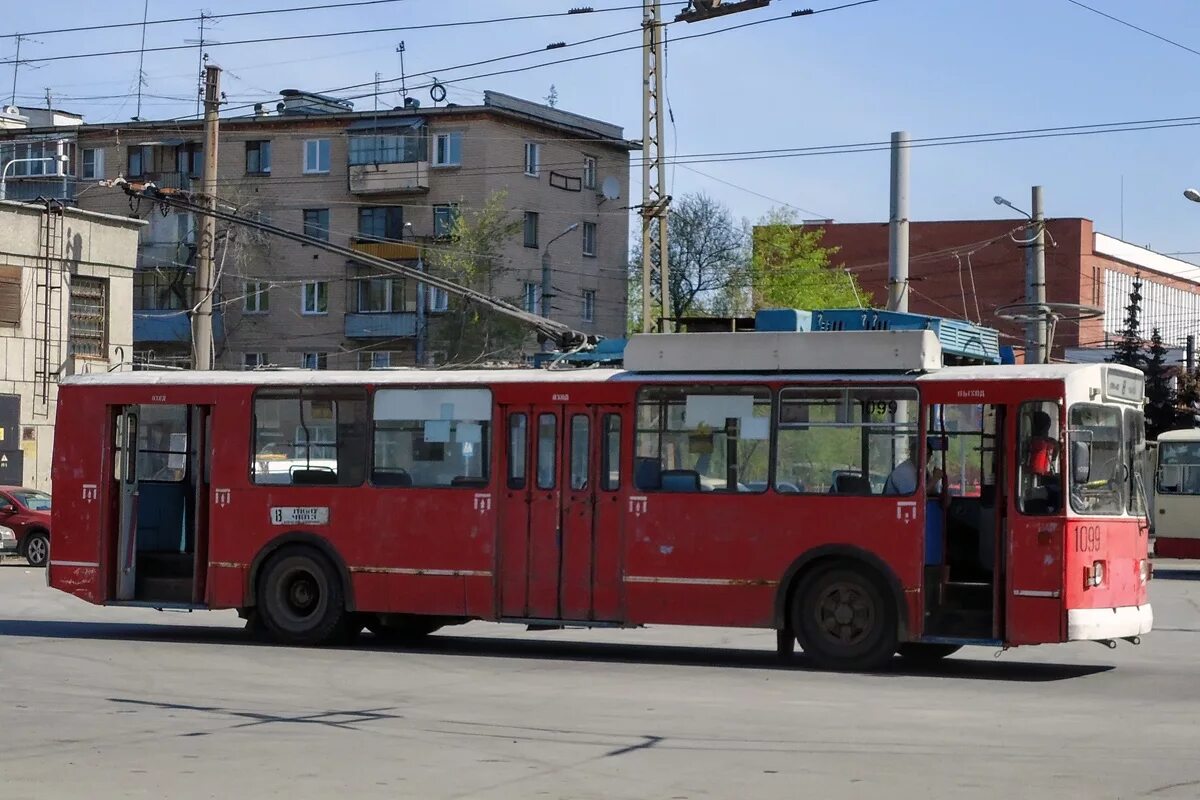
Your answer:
[128,171,194,191]
[0,177,76,204]
[350,239,422,261]
[134,308,224,344]
[345,312,417,339]
[348,161,429,194]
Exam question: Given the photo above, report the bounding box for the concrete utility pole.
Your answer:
[1187,334,1195,374]
[542,223,579,351]
[641,1,669,333]
[193,64,221,371]
[887,131,910,312]
[1031,185,1048,364]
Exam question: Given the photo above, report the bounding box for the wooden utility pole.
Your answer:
[193,63,220,370]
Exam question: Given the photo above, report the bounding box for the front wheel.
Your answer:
[256,547,348,646]
[23,531,49,568]
[792,565,898,672]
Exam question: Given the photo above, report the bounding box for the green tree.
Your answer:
[1144,327,1177,439]
[1107,273,1144,371]
[426,191,528,364]
[1177,368,1200,429]
[749,208,868,310]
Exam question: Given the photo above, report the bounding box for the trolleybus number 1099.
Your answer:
[1075,525,1103,553]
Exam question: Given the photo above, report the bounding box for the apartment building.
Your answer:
[2,90,634,369]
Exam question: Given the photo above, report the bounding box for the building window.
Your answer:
[0,266,20,326]
[176,143,202,177]
[245,140,271,175]
[302,281,329,315]
[303,139,331,174]
[524,142,540,177]
[348,132,424,165]
[244,352,268,370]
[356,273,410,313]
[301,352,329,370]
[582,289,595,322]
[81,148,104,180]
[583,156,597,189]
[133,270,191,310]
[582,221,597,257]
[243,280,269,314]
[357,206,404,241]
[126,146,151,177]
[69,277,107,359]
[303,208,330,241]
[428,286,449,313]
[433,132,462,167]
[523,282,541,314]
[358,351,401,369]
[433,204,460,239]
[523,211,539,248]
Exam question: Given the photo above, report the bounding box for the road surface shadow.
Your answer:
[0,617,1114,682]
[1153,568,1200,582]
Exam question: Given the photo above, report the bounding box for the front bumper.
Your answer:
[1067,604,1153,640]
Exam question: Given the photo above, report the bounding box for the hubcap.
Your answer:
[27,537,47,565]
[815,581,874,646]
[284,573,319,618]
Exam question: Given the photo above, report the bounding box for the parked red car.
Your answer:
[0,487,51,567]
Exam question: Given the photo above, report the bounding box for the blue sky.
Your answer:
[5,0,1200,260]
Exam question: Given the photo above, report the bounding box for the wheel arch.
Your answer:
[245,532,356,612]
[772,544,909,640]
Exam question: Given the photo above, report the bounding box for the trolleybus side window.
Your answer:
[634,385,770,493]
[508,413,528,489]
[252,388,367,486]
[1017,400,1062,515]
[1068,403,1125,515]
[371,388,492,488]
[1156,440,1200,495]
[777,387,918,495]
[570,415,590,490]
[602,413,621,491]
[537,413,557,489]
[1125,408,1148,515]
[136,404,189,482]
[927,403,996,499]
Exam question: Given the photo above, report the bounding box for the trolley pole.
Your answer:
[193,64,221,371]
[1031,185,1047,364]
[887,131,910,312]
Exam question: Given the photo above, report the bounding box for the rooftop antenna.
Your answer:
[184,11,220,117]
[134,0,150,120]
[396,41,408,103]
[373,70,380,113]
[8,34,42,107]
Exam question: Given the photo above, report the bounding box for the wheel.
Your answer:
[792,565,898,671]
[366,614,444,643]
[256,547,348,646]
[23,531,49,568]
[896,643,962,663]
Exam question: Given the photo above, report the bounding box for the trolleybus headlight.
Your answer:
[1091,560,1105,587]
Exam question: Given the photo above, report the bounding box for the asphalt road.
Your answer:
[1,561,1198,800]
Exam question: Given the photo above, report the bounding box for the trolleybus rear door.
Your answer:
[115,408,139,600]
[526,408,564,618]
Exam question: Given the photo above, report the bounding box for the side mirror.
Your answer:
[1072,440,1091,484]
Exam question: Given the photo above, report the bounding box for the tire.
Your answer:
[256,547,348,646]
[896,642,962,663]
[366,614,444,643]
[23,531,49,568]
[792,564,898,672]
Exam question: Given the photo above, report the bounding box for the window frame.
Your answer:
[356,206,404,242]
[250,386,368,487]
[582,289,596,323]
[523,211,539,248]
[433,131,463,167]
[301,280,329,315]
[602,413,621,491]
[432,203,460,240]
[524,142,540,177]
[523,282,541,315]
[302,208,331,242]
[68,276,108,359]
[369,387,494,489]
[243,352,268,370]
[582,221,597,257]
[243,280,269,314]
[302,138,331,174]
[508,413,529,490]
[583,156,597,190]
[301,352,329,370]
[245,140,272,175]
[81,148,104,180]
[1015,399,1063,516]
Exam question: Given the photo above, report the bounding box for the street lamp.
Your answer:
[0,154,69,202]
[541,223,579,317]
[993,194,1031,219]
[1184,188,1200,204]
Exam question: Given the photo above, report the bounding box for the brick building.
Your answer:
[2,90,634,369]
[804,218,1200,360]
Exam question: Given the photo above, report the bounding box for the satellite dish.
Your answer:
[600,176,620,201]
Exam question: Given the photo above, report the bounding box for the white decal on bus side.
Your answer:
[214,489,231,507]
[82,484,97,502]
[629,496,648,515]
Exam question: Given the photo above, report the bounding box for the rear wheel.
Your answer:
[896,642,962,663]
[366,614,444,643]
[792,564,897,672]
[256,547,348,646]
[23,531,49,568]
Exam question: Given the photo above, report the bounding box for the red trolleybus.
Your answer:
[48,330,1152,670]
